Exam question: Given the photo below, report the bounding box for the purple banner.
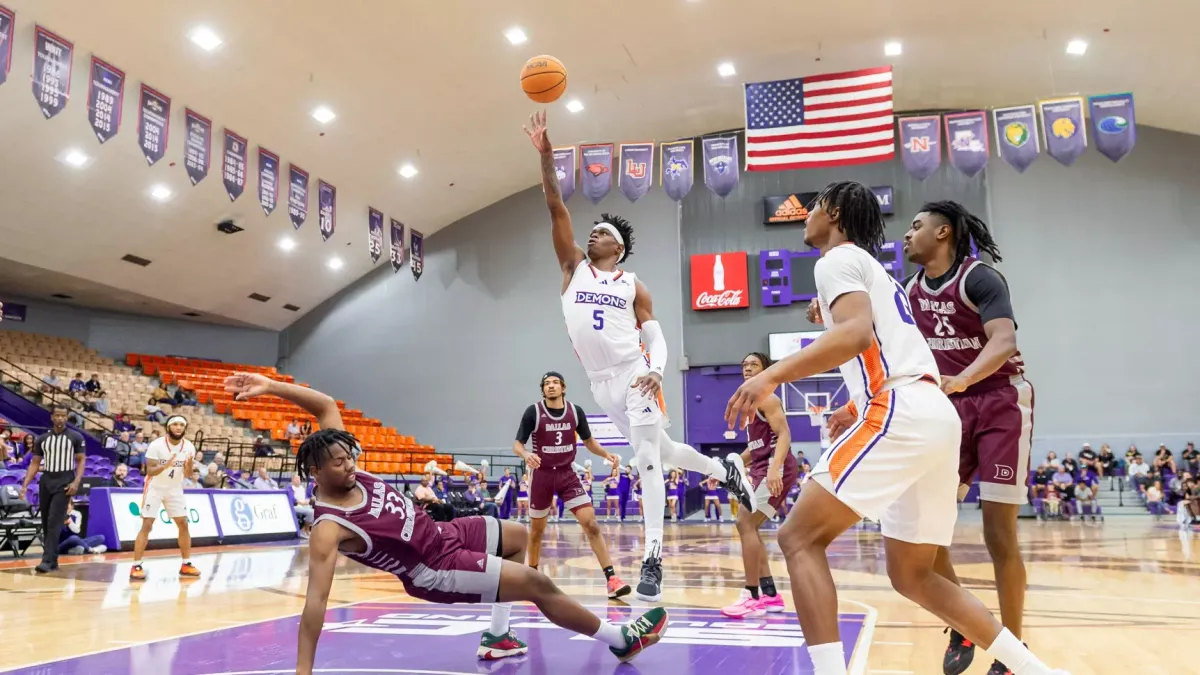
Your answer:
[87,57,124,144]
[943,111,989,178]
[32,26,73,120]
[702,136,739,198]
[138,85,171,165]
[1039,97,1087,166]
[551,147,576,202]
[318,180,336,241]
[579,144,613,204]
[368,208,383,263]
[1089,93,1136,163]
[660,140,693,201]
[389,218,405,273]
[222,129,248,201]
[410,228,424,280]
[897,116,941,180]
[0,6,13,86]
[257,147,279,216]
[618,142,654,202]
[1,301,26,322]
[182,108,210,184]
[288,164,309,229]
[991,105,1040,173]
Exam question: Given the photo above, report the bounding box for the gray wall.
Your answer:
[280,187,686,452]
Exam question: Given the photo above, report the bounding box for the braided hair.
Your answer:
[918,200,1003,264]
[295,428,360,481]
[596,213,635,263]
[743,352,773,369]
[814,181,885,256]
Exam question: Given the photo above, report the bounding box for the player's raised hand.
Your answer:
[223,372,274,401]
[807,298,823,325]
[632,372,662,398]
[523,109,551,154]
[725,373,774,430]
[827,405,855,441]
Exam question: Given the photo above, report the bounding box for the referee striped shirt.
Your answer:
[34,429,85,473]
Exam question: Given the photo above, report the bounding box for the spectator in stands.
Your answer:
[1185,476,1200,526]
[286,418,301,441]
[1146,481,1165,519]
[143,397,167,424]
[90,391,110,416]
[1128,453,1151,492]
[413,474,439,503]
[432,476,449,502]
[60,501,107,555]
[1043,484,1062,519]
[85,373,104,398]
[113,412,136,434]
[131,431,149,458]
[1183,442,1199,476]
[174,386,198,406]
[108,463,130,488]
[1078,443,1100,477]
[253,435,274,457]
[1098,444,1117,478]
[1045,450,1061,469]
[290,474,314,536]
[1061,452,1079,478]
[0,429,12,465]
[150,429,162,444]
[202,463,228,489]
[152,384,172,404]
[252,468,278,490]
[300,419,313,437]
[1155,445,1177,477]
[106,431,134,466]
[1074,481,1100,522]
[68,373,87,396]
[17,433,35,462]
[463,482,481,509]
[1167,472,1189,509]
[1030,463,1052,499]
[183,469,201,488]
[41,369,64,401]
[475,478,500,518]
[1051,465,1074,502]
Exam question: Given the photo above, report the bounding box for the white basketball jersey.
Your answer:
[145,437,194,491]
[562,263,643,378]
[814,244,940,409]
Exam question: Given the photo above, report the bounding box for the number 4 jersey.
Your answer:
[814,244,939,410]
[562,263,644,379]
[145,437,195,491]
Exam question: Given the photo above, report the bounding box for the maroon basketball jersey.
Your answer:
[747,409,798,473]
[907,257,1024,395]
[531,400,579,471]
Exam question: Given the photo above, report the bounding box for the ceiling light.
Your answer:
[311,106,336,124]
[189,26,223,52]
[717,62,736,78]
[149,184,172,202]
[504,27,528,45]
[884,41,902,56]
[1066,39,1088,55]
[61,149,89,168]
[278,236,296,252]
[565,99,584,113]
[398,164,419,179]
[327,257,344,271]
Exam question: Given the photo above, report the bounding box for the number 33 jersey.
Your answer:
[815,244,939,410]
[562,263,644,379]
[145,437,195,491]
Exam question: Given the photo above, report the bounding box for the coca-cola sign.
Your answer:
[690,251,750,311]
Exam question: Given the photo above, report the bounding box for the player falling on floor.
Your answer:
[221,373,666,674]
[512,370,632,598]
[130,415,200,581]
[525,109,755,602]
[725,182,1068,675]
[722,351,798,619]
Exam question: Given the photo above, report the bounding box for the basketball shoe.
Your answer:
[607,574,632,599]
[129,564,146,581]
[943,628,975,675]
[721,590,764,618]
[477,631,528,660]
[180,562,201,577]
[609,607,668,663]
[635,553,663,602]
[721,454,757,512]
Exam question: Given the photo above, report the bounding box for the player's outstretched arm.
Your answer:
[296,520,341,675]
[523,110,585,278]
[632,281,667,396]
[224,373,343,432]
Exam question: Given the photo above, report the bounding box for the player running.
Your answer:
[726,182,1068,675]
[221,373,666,675]
[513,370,631,598]
[130,415,199,580]
[525,109,755,602]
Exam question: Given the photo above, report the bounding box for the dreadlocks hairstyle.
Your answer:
[596,213,635,263]
[295,428,360,481]
[744,352,773,369]
[814,181,885,256]
[918,200,1003,264]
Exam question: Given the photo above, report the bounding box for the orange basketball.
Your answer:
[521,55,568,103]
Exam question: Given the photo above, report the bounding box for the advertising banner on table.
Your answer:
[660,140,693,201]
[86,56,124,144]
[897,116,942,180]
[389,218,406,272]
[287,164,309,229]
[107,490,219,544]
[579,143,614,204]
[1,301,26,322]
[943,111,990,177]
[992,105,1040,172]
[691,251,750,310]
[222,129,248,201]
[211,491,297,538]
[1089,93,1136,163]
[368,207,384,263]
[410,228,424,280]
[0,6,13,87]
[183,108,210,184]
[1039,97,1087,166]
[551,147,576,202]
[618,142,654,202]
[318,180,336,241]
[32,25,73,119]
[702,136,739,198]
[257,147,280,215]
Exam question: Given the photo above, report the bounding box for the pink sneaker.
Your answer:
[721,591,765,619]
[757,592,785,613]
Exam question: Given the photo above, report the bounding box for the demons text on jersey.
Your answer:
[573,291,627,309]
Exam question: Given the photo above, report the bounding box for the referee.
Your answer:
[20,404,86,573]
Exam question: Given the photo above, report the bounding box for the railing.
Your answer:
[0,356,121,435]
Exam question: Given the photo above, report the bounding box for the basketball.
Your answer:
[521,55,568,103]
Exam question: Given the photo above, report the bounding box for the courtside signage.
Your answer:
[109,491,218,542]
[211,491,297,537]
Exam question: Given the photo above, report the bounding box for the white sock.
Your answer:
[133,559,142,566]
[660,432,725,479]
[592,619,626,648]
[489,603,512,636]
[630,423,665,560]
[986,628,1052,675]
[808,642,847,675]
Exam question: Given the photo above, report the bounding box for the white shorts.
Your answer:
[142,486,188,520]
[589,359,666,437]
[811,379,961,547]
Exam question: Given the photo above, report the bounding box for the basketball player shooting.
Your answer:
[130,415,199,581]
[725,182,1068,675]
[222,373,666,675]
[525,109,756,602]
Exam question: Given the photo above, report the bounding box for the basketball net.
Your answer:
[807,405,831,449]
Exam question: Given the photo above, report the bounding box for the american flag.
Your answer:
[744,66,895,171]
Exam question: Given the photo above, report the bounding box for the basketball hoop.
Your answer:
[806,405,827,425]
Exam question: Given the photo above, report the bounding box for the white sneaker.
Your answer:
[91,545,108,554]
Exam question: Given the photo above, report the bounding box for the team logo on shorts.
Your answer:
[993,464,1015,481]
[230,497,255,532]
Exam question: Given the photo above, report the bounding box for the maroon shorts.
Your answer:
[529,468,590,518]
[401,515,503,604]
[750,460,800,517]
[952,378,1035,505]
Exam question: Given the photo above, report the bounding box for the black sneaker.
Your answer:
[986,660,1013,675]
[942,627,975,675]
[635,556,663,602]
[720,453,757,512]
[34,562,53,574]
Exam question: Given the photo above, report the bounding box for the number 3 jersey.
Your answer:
[562,263,643,379]
[144,437,195,491]
[815,244,939,410]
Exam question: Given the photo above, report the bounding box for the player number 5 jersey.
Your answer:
[562,263,643,378]
[145,437,195,490]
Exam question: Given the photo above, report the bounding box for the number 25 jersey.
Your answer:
[562,263,643,379]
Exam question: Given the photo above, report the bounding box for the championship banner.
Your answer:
[257,147,280,216]
[410,228,424,280]
[897,116,941,180]
[32,26,73,119]
[367,207,383,263]
[943,111,989,178]
[138,85,170,165]
[287,164,309,229]
[551,147,576,202]
[0,6,13,87]
[618,142,654,202]
[579,143,613,204]
[389,218,405,273]
[86,57,124,144]
[317,180,336,241]
[182,108,211,184]
[1039,97,1087,166]
[702,136,739,198]
[1089,93,1136,163]
[222,130,248,201]
[660,140,693,201]
[992,105,1040,173]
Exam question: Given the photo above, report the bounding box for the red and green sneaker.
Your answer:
[476,630,528,661]
[610,606,669,663]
